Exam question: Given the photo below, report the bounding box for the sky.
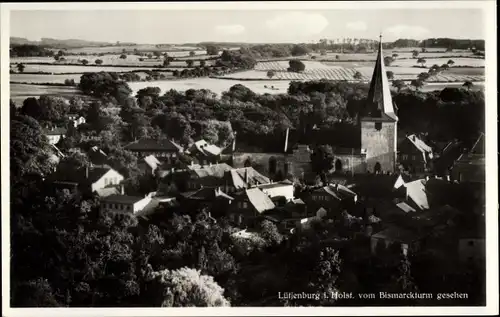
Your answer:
[10,8,485,44]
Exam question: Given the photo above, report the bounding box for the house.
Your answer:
[49,164,124,196]
[44,126,67,145]
[393,176,430,211]
[100,193,154,215]
[124,138,183,160]
[371,225,424,256]
[223,167,271,193]
[140,155,161,175]
[451,133,485,184]
[184,163,234,191]
[186,139,223,165]
[47,144,66,167]
[297,207,328,230]
[257,180,294,203]
[68,113,86,127]
[179,187,234,218]
[397,134,434,175]
[307,183,358,214]
[229,188,276,227]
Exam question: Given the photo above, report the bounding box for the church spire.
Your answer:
[366,34,398,121]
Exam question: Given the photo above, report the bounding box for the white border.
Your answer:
[1,2,498,316]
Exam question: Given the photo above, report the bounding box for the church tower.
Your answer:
[360,35,398,173]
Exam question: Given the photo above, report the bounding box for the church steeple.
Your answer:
[366,34,398,122]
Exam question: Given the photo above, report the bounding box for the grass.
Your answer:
[10,83,82,105]
[11,73,83,84]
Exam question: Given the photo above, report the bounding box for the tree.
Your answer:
[189,51,195,57]
[417,72,430,82]
[120,54,127,59]
[199,60,206,67]
[145,267,230,307]
[206,45,219,56]
[288,59,305,72]
[463,81,474,91]
[384,56,394,66]
[267,70,276,79]
[310,145,334,181]
[353,71,363,80]
[412,50,419,58]
[416,58,426,67]
[447,59,455,67]
[291,44,310,56]
[153,51,162,58]
[10,115,53,179]
[12,278,61,307]
[186,60,194,67]
[392,79,406,92]
[392,53,399,59]
[440,64,450,71]
[95,59,103,65]
[81,59,89,65]
[386,71,394,80]
[410,79,424,91]
[54,55,60,61]
[17,63,26,73]
[258,220,283,247]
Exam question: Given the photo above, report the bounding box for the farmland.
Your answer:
[10,83,82,104]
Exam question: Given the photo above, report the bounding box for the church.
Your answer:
[223,36,398,180]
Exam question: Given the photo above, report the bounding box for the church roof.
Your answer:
[364,36,398,122]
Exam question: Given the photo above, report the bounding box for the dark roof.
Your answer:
[313,184,357,200]
[124,138,183,152]
[372,226,421,242]
[183,187,234,201]
[100,194,145,204]
[189,163,233,179]
[226,167,270,189]
[44,127,67,136]
[50,165,117,184]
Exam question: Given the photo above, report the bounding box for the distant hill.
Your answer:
[10,37,126,48]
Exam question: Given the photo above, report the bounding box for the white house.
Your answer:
[50,165,124,194]
[68,113,86,127]
[100,193,154,215]
[90,167,125,192]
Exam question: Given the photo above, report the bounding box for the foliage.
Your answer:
[288,59,306,72]
[290,44,311,56]
[146,267,230,307]
[79,72,132,105]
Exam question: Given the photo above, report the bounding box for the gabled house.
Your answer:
[48,164,124,196]
[124,138,183,160]
[397,134,434,175]
[307,183,358,214]
[186,139,223,165]
[257,180,294,203]
[185,163,234,191]
[179,187,234,218]
[393,176,430,211]
[44,126,67,145]
[223,167,271,193]
[88,146,109,166]
[140,155,162,175]
[371,225,424,256]
[229,188,276,227]
[451,133,485,184]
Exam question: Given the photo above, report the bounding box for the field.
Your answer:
[11,73,83,84]
[391,57,484,68]
[11,54,215,68]
[10,84,83,104]
[10,64,167,74]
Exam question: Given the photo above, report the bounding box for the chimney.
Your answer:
[426,176,430,181]
[232,132,237,152]
[245,168,249,186]
[284,128,289,153]
[446,175,451,182]
[121,185,125,195]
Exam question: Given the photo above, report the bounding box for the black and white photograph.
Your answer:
[1,1,497,316]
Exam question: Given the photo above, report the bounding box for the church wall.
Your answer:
[232,152,287,177]
[332,154,367,174]
[361,120,397,173]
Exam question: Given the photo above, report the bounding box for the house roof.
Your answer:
[315,184,357,201]
[44,127,67,136]
[144,155,161,170]
[100,194,145,204]
[456,133,485,164]
[189,163,233,179]
[189,139,222,157]
[49,165,118,185]
[406,134,433,155]
[95,186,121,197]
[364,36,398,122]
[226,167,270,189]
[88,146,109,166]
[396,202,417,213]
[372,226,420,242]
[183,187,234,201]
[405,179,430,210]
[257,181,294,190]
[245,188,276,213]
[124,138,183,152]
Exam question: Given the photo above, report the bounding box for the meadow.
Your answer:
[10,84,82,105]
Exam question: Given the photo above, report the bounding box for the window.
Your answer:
[402,154,408,160]
[375,122,382,131]
[412,155,417,160]
[243,202,248,209]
